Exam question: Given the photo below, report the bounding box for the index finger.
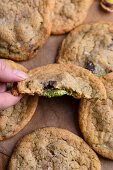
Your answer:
[0,60,28,82]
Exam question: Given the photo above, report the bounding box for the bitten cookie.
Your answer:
[13,64,106,100]
[52,0,93,34]
[0,60,38,140]
[79,72,113,159]
[0,0,55,61]
[8,127,101,170]
[57,22,113,76]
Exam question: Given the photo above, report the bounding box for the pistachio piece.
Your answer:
[100,0,113,12]
[43,89,68,98]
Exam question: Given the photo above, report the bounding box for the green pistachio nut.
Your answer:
[101,0,113,12]
[102,0,113,4]
[43,89,68,98]
[43,89,81,98]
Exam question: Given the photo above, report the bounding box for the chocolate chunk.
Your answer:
[107,43,113,48]
[40,22,43,25]
[85,61,95,72]
[44,81,56,89]
[49,81,56,86]
[107,38,113,48]
[29,44,34,49]
[34,46,40,52]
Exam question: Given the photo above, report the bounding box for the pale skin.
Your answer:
[0,60,28,109]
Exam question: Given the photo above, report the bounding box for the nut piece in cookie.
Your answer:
[79,72,113,159]
[57,22,113,76]
[14,64,107,100]
[0,0,55,61]
[100,0,113,12]
[8,127,101,170]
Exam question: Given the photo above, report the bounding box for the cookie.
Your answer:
[0,60,38,140]
[52,0,93,34]
[79,72,113,159]
[14,64,106,100]
[8,127,101,170]
[0,0,55,61]
[57,22,113,76]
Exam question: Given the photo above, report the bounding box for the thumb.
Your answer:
[0,91,22,109]
[0,60,28,82]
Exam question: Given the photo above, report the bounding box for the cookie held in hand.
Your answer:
[12,64,107,100]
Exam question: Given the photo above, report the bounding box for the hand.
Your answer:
[0,60,28,109]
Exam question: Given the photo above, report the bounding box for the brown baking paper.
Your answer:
[0,0,113,169]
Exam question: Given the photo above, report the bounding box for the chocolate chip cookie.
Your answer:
[0,0,55,61]
[8,127,101,170]
[13,64,106,100]
[79,72,113,159]
[0,60,38,140]
[52,0,93,34]
[57,22,113,76]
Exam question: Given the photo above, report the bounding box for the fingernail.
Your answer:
[13,69,28,79]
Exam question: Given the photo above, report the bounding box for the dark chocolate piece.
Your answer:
[44,81,56,89]
[85,61,95,73]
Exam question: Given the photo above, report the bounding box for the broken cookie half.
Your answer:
[13,64,107,100]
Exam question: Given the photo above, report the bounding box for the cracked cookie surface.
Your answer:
[8,127,101,170]
[14,64,106,100]
[0,60,38,140]
[79,72,113,159]
[57,22,113,76]
[52,0,93,34]
[0,0,55,61]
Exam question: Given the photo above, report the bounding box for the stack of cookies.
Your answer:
[0,0,113,169]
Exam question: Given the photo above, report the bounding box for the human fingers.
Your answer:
[0,60,28,82]
[0,91,22,109]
